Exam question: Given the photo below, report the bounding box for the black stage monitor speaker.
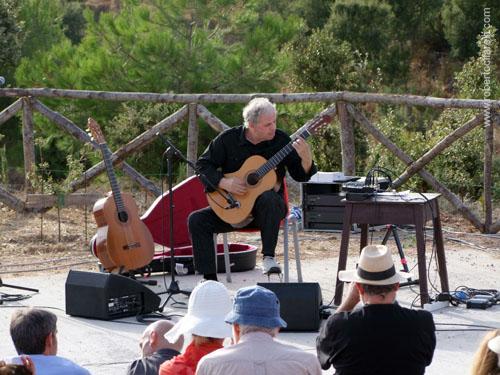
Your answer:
[65,270,160,320]
[257,282,322,332]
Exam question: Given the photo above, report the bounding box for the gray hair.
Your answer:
[239,324,279,337]
[242,98,276,128]
[10,308,57,355]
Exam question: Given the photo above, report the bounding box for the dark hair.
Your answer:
[0,364,33,375]
[10,308,57,355]
[360,283,398,296]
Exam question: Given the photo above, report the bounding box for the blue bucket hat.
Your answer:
[225,285,287,328]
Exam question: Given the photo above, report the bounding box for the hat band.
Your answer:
[357,265,396,281]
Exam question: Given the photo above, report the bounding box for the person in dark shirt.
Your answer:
[189,97,316,279]
[126,320,183,375]
[316,245,436,375]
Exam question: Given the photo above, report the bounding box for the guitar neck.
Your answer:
[255,128,312,179]
[100,144,125,213]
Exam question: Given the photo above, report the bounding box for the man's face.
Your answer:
[139,330,153,357]
[250,110,276,143]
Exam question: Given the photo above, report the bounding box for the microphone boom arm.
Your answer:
[156,133,239,209]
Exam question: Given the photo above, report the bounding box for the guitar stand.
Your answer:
[381,224,419,287]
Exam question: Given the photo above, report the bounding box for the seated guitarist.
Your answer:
[189,98,317,280]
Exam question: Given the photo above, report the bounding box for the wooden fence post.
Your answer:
[337,101,356,175]
[483,109,494,232]
[187,103,198,177]
[22,97,36,193]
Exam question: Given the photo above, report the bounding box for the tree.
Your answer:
[0,0,22,82]
[14,0,306,178]
[441,0,500,60]
[286,28,380,173]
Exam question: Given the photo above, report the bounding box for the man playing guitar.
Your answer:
[189,97,317,281]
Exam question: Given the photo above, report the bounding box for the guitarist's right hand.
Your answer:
[219,177,248,195]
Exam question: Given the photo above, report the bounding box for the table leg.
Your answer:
[433,201,449,293]
[360,224,369,251]
[414,209,429,306]
[334,204,353,306]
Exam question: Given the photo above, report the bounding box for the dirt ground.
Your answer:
[0,197,498,278]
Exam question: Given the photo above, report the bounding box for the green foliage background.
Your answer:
[0,0,499,203]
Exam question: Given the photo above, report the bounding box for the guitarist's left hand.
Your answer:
[292,136,313,173]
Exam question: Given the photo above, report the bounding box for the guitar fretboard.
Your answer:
[100,144,125,214]
[255,128,311,178]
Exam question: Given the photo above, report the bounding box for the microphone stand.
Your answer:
[155,133,239,310]
[157,141,191,312]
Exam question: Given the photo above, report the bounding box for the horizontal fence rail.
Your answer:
[0,88,498,233]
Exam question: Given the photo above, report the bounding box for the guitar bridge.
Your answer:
[123,242,140,250]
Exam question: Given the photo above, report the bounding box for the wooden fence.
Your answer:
[0,89,498,233]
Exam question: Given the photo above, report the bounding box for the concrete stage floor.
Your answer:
[0,246,499,375]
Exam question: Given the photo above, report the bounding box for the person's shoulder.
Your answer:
[275,128,291,141]
[125,358,143,375]
[196,348,229,373]
[399,305,435,324]
[275,339,318,357]
[399,305,432,317]
[31,355,90,374]
[220,125,242,137]
[331,309,362,323]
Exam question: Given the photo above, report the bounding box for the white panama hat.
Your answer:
[338,245,412,285]
[488,335,500,354]
[165,280,233,343]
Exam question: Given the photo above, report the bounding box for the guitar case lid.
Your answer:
[142,176,208,248]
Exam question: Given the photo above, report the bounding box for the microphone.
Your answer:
[0,76,5,86]
[156,132,182,156]
[226,192,240,209]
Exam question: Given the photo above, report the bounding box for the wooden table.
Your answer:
[334,193,449,307]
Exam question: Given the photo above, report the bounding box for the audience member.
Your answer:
[158,280,232,375]
[316,245,436,375]
[126,320,183,375]
[197,285,322,375]
[471,329,500,375]
[9,308,90,375]
[0,355,35,375]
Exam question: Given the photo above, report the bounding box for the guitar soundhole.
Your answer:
[246,173,260,186]
[118,211,129,223]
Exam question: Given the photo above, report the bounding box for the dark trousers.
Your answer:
[188,190,287,275]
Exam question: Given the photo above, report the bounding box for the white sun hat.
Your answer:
[165,280,232,342]
[338,245,412,285]
[488,335,500,354]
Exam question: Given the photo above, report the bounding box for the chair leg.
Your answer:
[290,216,303,283]
[212,234,219,274]
[283,217,289,283]
[222,233,232,283]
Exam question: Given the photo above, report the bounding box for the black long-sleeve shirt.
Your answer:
[196,125,317,194]
[126,348,180,375]
[316,303,436,375]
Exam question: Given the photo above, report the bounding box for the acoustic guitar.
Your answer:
[88,118,154,272]
[207,113,333,225]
